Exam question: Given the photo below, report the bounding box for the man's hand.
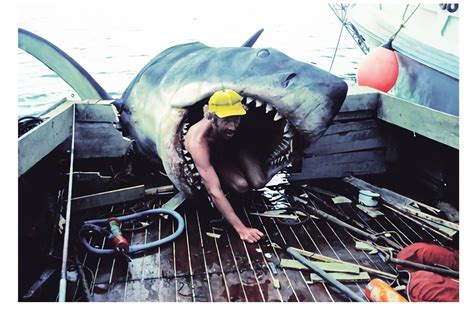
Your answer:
[237,227,264,243]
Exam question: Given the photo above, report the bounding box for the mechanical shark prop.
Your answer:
[18,28,348,197]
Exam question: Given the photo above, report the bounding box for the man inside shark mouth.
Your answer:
[182,89,266,243]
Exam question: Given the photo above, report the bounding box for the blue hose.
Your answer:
[79,208,185,255]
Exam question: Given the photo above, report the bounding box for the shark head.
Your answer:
[119,42,348,197]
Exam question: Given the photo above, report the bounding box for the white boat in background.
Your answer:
[347,3,459,116]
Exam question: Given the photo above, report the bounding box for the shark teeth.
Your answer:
[256,99,263,107]
[274,112,283,121]
[265,104,274,113]
[246,97,254,104]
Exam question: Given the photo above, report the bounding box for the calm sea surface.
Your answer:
[18,1,364,117]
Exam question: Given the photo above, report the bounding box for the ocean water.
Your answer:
[17,1,364,118]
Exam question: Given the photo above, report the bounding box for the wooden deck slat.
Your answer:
[242,204,299,302]
[239,207,285,302]
[182,204,212,302]
[172,207,194,302]
[250,197,322,302]
[222,215,266,302]
[156,215,177,301]
[213,227,249,302]
[251,200,315,302]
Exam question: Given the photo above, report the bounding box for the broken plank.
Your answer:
[280,259,360,274]
[206,232,221,239]
[286,247,397,280]
[309,272,370,283]
[74,122,132,159]
[382,203,458,231]
[381,204,454,240]
[71,185,145,211]
[344,176,457,229]
[356,204,384,218]
[332,196,352,204]
[75,102,119,123]
[250,213,299,220]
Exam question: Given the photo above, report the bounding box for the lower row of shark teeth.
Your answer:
[180,122,202,189]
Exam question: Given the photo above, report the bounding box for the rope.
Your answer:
[389,4,421,41]
[329,5,348,73]
[59,104,76,302]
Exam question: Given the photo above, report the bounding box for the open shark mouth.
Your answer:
[176,94,304,192]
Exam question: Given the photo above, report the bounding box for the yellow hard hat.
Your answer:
[208,89,247,118]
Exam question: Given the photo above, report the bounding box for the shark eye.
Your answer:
[257,49,270,58]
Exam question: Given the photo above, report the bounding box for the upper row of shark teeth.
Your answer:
[244,96,283,121]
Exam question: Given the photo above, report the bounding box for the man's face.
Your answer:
[214,116,241,140]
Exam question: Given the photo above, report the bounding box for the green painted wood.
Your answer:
[71,185,145,211]
[290,150,386,180]
[74,122,131,158]
[279,259,360,274]
[340,90,380,112]
[324,120,377,135]
[76,102,119,123]
[18,102,74,177]
[306,128,386,155]
[378,93,459,149]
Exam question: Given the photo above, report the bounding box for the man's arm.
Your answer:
[190,143,263,243]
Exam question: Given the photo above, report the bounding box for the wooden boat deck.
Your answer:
[70,181,454,302]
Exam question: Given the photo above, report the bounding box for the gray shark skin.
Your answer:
[119,42,348,197]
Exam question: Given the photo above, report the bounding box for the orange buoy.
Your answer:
[365,278,408,302]
[356,39,399,92]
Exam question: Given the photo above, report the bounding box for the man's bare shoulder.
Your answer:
[184,121,211,160]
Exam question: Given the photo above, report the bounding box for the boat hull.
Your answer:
[349,4,459,116]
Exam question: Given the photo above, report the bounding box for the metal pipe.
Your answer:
[305,204,402,250]
[59,104,76,302]
[389,257,459,278]
[286,247,367,302]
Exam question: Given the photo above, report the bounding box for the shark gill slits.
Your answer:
[283,73,297,88]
